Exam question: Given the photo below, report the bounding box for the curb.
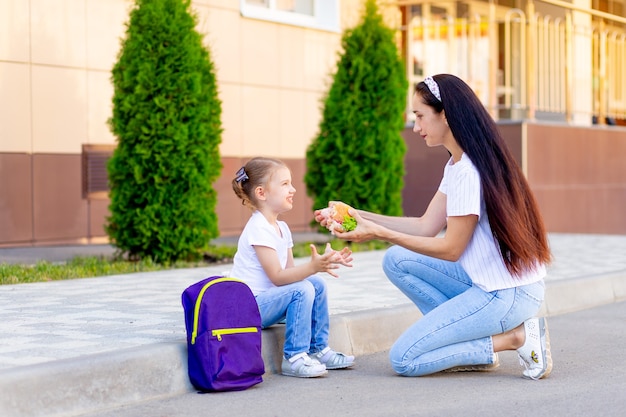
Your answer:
[0,305,421,417]
[1,272,625,417]
[542,271,626,316]
[0,342,189,417]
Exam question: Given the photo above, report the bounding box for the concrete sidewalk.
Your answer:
[1,233,626,417]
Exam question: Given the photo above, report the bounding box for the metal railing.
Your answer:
[396,0,626,124]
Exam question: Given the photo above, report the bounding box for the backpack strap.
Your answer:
[191,277,245,344]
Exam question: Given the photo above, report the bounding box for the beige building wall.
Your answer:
[2,0,624,246]
[0,0,382,246]
[196,0,366,159]
[0,0,369,156]
[0,0,128,154]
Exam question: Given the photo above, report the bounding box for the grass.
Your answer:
[0,239,389,286]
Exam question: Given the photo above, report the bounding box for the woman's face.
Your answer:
[411,93,449,148]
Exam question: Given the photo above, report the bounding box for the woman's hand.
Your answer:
[313,208,329,228]
[331,208,377,243]
[314,201,359,233]
[313,200,343,229]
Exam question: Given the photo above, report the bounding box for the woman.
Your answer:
[316,74,553,380]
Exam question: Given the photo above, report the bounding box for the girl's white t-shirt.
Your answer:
[438,153,546,292]
[230,210,293,295]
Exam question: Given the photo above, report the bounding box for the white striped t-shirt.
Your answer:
[439,153,546,292]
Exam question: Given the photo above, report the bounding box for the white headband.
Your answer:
[423,76,441,101]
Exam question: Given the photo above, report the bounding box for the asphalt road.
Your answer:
[83,301,626,417]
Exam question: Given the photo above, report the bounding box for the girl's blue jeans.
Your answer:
[382,245,545,376]
[254,275,329,359]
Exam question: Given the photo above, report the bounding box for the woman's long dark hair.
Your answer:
[417,74,551,275]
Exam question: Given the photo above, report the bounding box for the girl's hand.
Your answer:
[325,242,353,268]
[310,243,353,278]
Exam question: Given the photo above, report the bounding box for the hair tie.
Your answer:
[423,76,441,102]
[235,167,249,183]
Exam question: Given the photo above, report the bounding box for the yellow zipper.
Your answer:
[212,327,258,341]
[191,277,246,345]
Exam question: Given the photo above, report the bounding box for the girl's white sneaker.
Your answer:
[282,352,327,378]
[312,347,355,370]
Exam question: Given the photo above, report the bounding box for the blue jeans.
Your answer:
[254,275,329,359]
[382,245,545,376]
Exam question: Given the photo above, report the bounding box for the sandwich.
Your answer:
[320,202,357,233]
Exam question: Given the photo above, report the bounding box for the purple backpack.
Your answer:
[182,276,264,392]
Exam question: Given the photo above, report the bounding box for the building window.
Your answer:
[593,0,624,17]
[240,0,339,32]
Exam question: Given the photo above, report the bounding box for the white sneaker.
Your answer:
[281,352,327,378]
[312,347,355,370]
[517,317,553,380]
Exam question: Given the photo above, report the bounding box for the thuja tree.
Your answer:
[305,0,407,221]
[107,0,222,263]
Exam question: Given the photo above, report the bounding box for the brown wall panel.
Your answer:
[0,153,33,244]
[401,127,451,216]
[497,122,523,167]
[525,123,626,234]
[533,187,625,233]
[88,199,110,239]
[3,123,626,248]
[32,154,88,242]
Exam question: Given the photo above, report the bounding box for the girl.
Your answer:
[316,74,553,380]
[230,157,355,378]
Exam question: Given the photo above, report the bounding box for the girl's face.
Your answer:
[260,166,296,214]
[411,93,449,148]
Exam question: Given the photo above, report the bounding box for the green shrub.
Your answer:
[107,0,222,263]
[305,0,408,223]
